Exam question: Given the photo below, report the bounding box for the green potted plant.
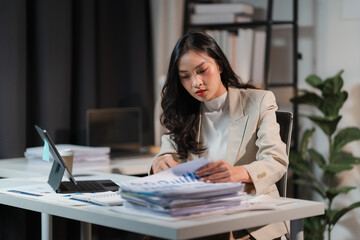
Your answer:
[290,70,360,240]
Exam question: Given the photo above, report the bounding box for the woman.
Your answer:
[150,32,288,240]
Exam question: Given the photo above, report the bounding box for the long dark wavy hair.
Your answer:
[161,32,254,160]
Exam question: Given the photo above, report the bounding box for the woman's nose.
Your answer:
[192,75,203,87]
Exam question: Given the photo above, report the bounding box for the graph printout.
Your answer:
[119,158,244,197]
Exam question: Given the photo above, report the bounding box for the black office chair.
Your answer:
[275,110,293,198]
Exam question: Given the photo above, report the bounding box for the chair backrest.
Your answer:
[275,110,293,197]
[86,107,143,151]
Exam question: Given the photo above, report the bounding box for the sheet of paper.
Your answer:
[119,158,244,197]
[247,194,295,206]
[0,183,54,196]
[110,203,252,221]
[70,191,124,206]
[224,194,297,213]
[0,184,93,206]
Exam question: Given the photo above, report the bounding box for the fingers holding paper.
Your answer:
[196,159,252,183]
[152,155,179,174]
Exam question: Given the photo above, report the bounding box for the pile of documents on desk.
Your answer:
[24,144,110,166]
[118,158,249,217]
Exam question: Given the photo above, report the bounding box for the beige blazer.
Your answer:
[150,88,289,239]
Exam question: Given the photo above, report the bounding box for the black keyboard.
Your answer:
[74,181,105,192]
[58,180,119,193]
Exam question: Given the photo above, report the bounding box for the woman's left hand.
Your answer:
[195,160,252,183]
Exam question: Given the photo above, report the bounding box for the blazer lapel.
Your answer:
[226,88,248,165]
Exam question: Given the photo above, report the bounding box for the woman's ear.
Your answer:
[216,60,223,73]
[218,64,223,74]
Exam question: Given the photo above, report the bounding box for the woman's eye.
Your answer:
[199,68,208,74]
[180,75,190,79]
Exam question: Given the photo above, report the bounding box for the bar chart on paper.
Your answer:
[119,158,244,195]
[117,158,248,217]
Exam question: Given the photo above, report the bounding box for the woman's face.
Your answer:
[178,50,226,102]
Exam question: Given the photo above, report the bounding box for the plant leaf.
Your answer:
[322,163,354,173]
[322,70,344,96]
[290,90,322,109]
[306,74,323,89]
[332,151,360,164]
[333,127,360,153]
[326,186,356,202]
[320,91,348,116]
[330,201,360,226]
[289,151,309,175]
[308,149,326,167]
[300,128,315,158]
[304,216,326,240]
[294,178,326,198]
[308,115,342,136]
[319,70,347,116]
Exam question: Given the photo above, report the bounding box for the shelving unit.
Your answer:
[183,0,299,150]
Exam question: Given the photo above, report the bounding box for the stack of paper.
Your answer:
[119,158,248,217]
[24,144,110,166]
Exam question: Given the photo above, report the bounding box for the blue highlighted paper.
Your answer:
[42,140,50,162]
[118,158,245,197]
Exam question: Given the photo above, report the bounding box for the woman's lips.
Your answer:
[196,89,206,96]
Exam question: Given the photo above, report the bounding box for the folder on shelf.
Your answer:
[190,13,252,24]
[251,30,266,87]
[235,28,254,83]
[192,3,254,15]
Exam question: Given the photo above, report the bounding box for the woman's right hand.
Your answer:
[151,155,179,174]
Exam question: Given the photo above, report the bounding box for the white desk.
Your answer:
[0,156,151,178]
[0,158,324,240]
